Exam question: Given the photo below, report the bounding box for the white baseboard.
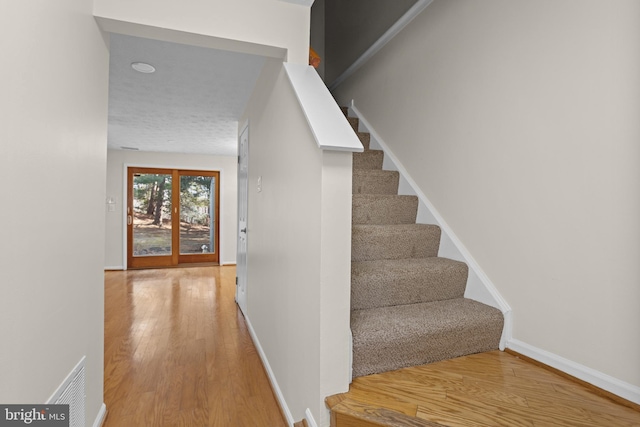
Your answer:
[244,316,294,426]
[349,100,512,349]
[304,408,318,427]
[507,339,640,405]
[92,403,107,427]
[106,264,236,270]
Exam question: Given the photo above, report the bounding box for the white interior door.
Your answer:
[236,124,249,315]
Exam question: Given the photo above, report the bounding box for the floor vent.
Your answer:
[48,356,86,427]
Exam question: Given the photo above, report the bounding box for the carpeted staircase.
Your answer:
[344,108,504,378]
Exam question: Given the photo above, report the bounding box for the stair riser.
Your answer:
[348,117,359,132]
[351,260,468,310]
[352,195,418,225]
[357,133,370,150]
[353,151,383,170]
[353,170,399,195]
[352,225,440,261]
[350,300,504,378]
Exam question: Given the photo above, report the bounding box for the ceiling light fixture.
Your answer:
[131,62,156,73]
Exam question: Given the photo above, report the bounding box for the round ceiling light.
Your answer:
[131,62,156,73]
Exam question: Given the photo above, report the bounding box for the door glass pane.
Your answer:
[132,173,172,257]
[180,175,215,254]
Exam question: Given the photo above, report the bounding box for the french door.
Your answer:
[127,167,220,268]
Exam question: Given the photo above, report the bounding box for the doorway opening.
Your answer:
[127,167,220,268]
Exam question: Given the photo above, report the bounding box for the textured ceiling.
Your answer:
[107,34,266,156]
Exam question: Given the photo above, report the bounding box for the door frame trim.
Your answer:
[122,163,223,269]
[236,120,249,314]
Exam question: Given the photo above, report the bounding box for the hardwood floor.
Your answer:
[104,266,287,427]
[105,266,640,426]
[327,351,640,427]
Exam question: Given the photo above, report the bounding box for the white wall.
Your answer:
[105,150,238,268]
[241,58,351,426]
[93,0,310,64]
[0,0,109,422]
[334,0,640,391]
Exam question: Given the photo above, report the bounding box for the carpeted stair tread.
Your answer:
[352,224,440,261]
[353,194,418,225]
[351,298,504,377]
[351,258,468,310]
[353,169,399,195]
[353,150,384,170]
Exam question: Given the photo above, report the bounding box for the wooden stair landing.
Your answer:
[326,351,640,427]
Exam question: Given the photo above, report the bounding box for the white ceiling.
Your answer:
[107,34,266,156]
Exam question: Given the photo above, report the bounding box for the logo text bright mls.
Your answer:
[0,405,68,426]
[4,408,47,424]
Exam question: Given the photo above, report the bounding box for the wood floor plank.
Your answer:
[345,386,419,417]
[461,372,557,396]
[416,400,535,427]
[104,266,287,427]
[351,378,448,403]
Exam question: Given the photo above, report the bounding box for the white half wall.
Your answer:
[105,149,238,268]
[334,0,640,392]
[240,58,351,427]
[0,0,109,423]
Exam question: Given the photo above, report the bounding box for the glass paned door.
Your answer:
[127,168,176,268]
[178,171,219,264]
[133,173,173,256]
[127,167,219,268]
